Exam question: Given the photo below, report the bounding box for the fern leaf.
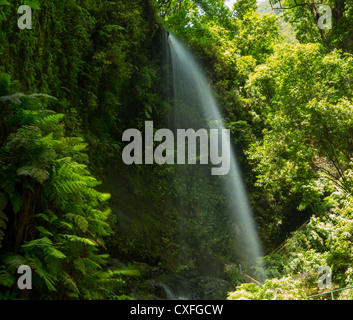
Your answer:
[64,137,88,153]
[59,220,74,230]
[45,246,66,260]
[36,226,53,237]
[0,93,26,105]
[35,213,50,222]
[82,257,102,272]
[28,93,57,101]
[39,113,64,126]
[17,166,49,184]
[64,213,89,232]
[44,254,63,276]
[0,270,15,288]
[73,258,87,276]
[60,272,80,295]
[21,237,52,249]
[62,234,97,246]
[21,237,66,259]
[30,256,57,292]
[99,193,111,202]
[2,254,28,272]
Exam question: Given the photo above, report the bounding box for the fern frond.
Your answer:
[38,113,64,127]
[82,257,102,272]
[64,137,88,153]
[22,237,66,259]
[39,132,54,145]
[59,220,74,230]
[62,234,97,246]
[21,236,52,248]
[2,253,28,273]
[64,213,89,232]
[29,256,57,292]
[36,226,53,237]
[44,253,63,276]
[17,165,49,184]
[107,268,141,277]
[60,272,80,296]
[0,269,15,288]
[28,93,58,101]
[0,93,26,105]
[74,258,87,276]
[35,213,50,222]
[45,246,66,260]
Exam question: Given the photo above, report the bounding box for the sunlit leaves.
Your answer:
[246,43,353,205]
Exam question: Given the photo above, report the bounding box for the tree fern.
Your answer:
[0,84,116,299]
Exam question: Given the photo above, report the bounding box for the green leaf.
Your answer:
[60,272,80,295]
[30,257,57,292]
[17,166,49,184]
[2,254,28,272]
[63,234,97,246]
[45,246,66,260]
[0,0,10,6]
[0,270,15,288]
[24,0,41,10]
[36,226,53,237]
[64,213,89,232]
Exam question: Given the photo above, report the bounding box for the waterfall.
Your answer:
[163,30,265,280]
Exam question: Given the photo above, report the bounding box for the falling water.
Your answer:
[162,30,264,277]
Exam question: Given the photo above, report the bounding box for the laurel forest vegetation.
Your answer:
[1,0,353,300]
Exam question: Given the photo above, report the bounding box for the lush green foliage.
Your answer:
[245,43,353,244]
[161,0,353,299]
[0,76,134,299]
[2,0,353,300]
